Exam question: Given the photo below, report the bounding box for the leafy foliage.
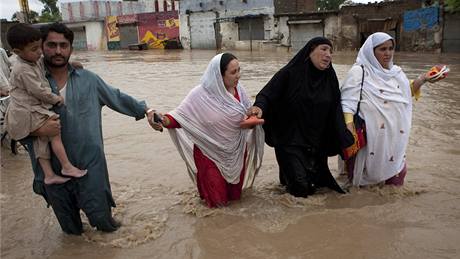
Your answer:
[38,0,62,22]
[445,0,460,12]
[11,10,40,23]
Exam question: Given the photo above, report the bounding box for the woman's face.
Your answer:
[223,59,240,90]
[309,44,332,70]
[373,39,394,69]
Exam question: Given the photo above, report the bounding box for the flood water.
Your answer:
[1,49,460,259]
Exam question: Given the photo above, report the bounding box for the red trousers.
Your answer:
[193,146,245,208]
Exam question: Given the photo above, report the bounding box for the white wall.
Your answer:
[85,21,106,50]
[189,12,216,49]
[67,21,107,51]
[275,16,290,46]
[324,16,339,48]
[179,0,275,49]
[220,21,239,50]
[61,0,179,22]
[179,13,191,49]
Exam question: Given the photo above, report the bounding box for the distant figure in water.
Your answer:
[247,37,353,197]
[340,32,444,186]
[152,53,264,208]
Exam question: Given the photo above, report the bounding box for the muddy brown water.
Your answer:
[1,50,459,259]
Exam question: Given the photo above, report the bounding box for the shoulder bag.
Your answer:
[343,65,367,160]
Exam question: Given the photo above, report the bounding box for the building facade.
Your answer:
[179,0,275,50]
[60,0,179,50]
[54,0,458,53]
[66,21,106,50]
[61,0,177,22]
[272,0,455,52]
[105,11,179,50]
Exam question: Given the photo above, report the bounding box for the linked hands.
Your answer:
[145,107,167,132]
[151,112,165,132]
[145,108,159,131]
[246,106,263,119]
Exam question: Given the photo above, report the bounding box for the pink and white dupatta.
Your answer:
[168,54,264,187]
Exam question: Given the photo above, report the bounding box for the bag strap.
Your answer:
[356,64,365,113]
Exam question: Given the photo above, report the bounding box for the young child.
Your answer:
[4,23,86,184]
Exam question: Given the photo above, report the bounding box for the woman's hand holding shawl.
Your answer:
[246,106,263,118]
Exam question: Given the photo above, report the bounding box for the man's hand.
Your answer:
[70,61,84,69]
[31,114,61,137]
[145,108,155,126]
[246,106,263,119]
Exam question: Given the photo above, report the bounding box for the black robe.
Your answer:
[254,37,353,197]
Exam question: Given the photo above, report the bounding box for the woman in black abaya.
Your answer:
[247,37,352,197]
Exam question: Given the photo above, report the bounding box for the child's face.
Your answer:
[14,39,42,63]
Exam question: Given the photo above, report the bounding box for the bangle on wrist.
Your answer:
[145,108,155,114]
[344,113,354,124]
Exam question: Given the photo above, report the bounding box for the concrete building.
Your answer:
[60,0,179,51]
[339,0,423,51]
[106,11,179,50]
[66,20,107,50]
[443,11,460,52]
[61,0,178,22]
[274,0,316,13]
[274,10,338,51]
[179,0,275,50]
[57,0,459,53]
[272,0,459,53]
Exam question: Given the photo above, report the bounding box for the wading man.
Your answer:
[23,22,157,234]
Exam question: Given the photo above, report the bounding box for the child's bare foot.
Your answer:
[44,175,71,185]
[61,165,87,178]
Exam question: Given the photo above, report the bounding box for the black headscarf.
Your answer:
[283,37,333,70]
[254,37,352,156]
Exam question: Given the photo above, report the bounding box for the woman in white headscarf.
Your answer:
[153,53,264,208]
[341,32,430,186]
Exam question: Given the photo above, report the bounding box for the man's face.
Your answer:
[42,31,72,67]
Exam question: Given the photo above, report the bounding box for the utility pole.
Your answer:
[18,0,30,23]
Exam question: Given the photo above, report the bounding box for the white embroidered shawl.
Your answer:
[341,32,412,185]
[168,54,264,187]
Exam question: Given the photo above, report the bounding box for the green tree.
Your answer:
[11,10,40,23]
[316,0,346,11]
[445,0,460,12]
[38,0,62,22]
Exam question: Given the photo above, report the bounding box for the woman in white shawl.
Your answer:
[341,32,429,186]
[153,53,264,208]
